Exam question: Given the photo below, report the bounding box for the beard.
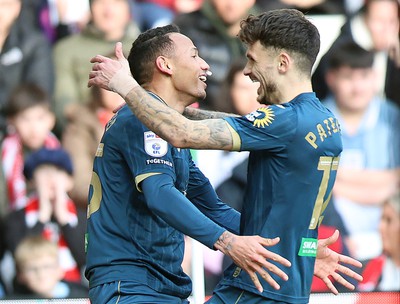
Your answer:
[258,79,278,105]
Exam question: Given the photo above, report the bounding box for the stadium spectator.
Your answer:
[312,0,400,107]
[174,0,259,110]
[4,147,87,284]
[256,0,346,15]
[0,84,60,215]
[0,0,54,138]
[133,0,204,31]
[358,192,400,291]
[321,41,400,261]
[62,84,124,210]
[52,0,140,132]
[6,235,88,299]
[39,0,91,43]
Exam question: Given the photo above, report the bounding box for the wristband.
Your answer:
[109,68,139,99]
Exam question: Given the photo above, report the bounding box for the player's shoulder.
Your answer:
[107,105,141,128]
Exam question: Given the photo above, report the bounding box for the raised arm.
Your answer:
[89,42,234,150]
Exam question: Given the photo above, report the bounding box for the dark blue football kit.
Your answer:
[85,93,240,303]
[208,93,343,304]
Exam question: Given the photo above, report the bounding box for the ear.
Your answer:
[277,52,290,73]
[155,56,173,76]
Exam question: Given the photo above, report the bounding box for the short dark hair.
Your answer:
[128,24,180,85]
[327,41,374,70]
[4,83,51,118]
[238,9,320,75]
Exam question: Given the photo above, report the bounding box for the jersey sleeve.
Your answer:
[118,115,176,191]
[224,105,297,152]
[186,155,240,234]
[141,173,226,249]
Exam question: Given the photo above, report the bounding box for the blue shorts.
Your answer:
[89,281,190,304]
[205,284,290,304]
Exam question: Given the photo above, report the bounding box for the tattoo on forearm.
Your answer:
[183,107,238,120]
[125,87,234,150]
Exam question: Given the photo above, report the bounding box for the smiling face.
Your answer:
[167,33,210,105]
[243,41,280,104]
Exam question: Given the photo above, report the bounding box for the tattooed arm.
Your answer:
[89,42,235,151]
[183,106,239,120]
[126,87,234,150]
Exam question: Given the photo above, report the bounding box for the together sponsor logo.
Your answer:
[146,158,173,167]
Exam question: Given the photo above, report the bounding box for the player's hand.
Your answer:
[314,229,363,295]
[89,42,138,98]
[214,232,291,292]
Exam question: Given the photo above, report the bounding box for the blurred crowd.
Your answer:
[0,0,399,299]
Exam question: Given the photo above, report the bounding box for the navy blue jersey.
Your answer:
[221,93,343,303]
[85,98,239,298]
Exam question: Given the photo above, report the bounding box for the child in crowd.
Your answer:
[8,235,88,299]
[0,84,60,215]
[4,147,87,284]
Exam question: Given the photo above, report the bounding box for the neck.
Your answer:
[276,80,313,104]
[103,27,125,41]
[143,84,189,114]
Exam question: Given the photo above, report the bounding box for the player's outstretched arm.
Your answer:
[314,229,363,295]
[214,231,291,293]
[88,42,234,151]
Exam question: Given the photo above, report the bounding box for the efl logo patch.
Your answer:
[144,131,168,157]
[245,107,275,128]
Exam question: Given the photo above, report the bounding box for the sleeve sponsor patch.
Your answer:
[144,131,168,157]
[245,107,275,128]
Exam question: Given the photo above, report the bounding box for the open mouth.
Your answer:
[199,75,207,82]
